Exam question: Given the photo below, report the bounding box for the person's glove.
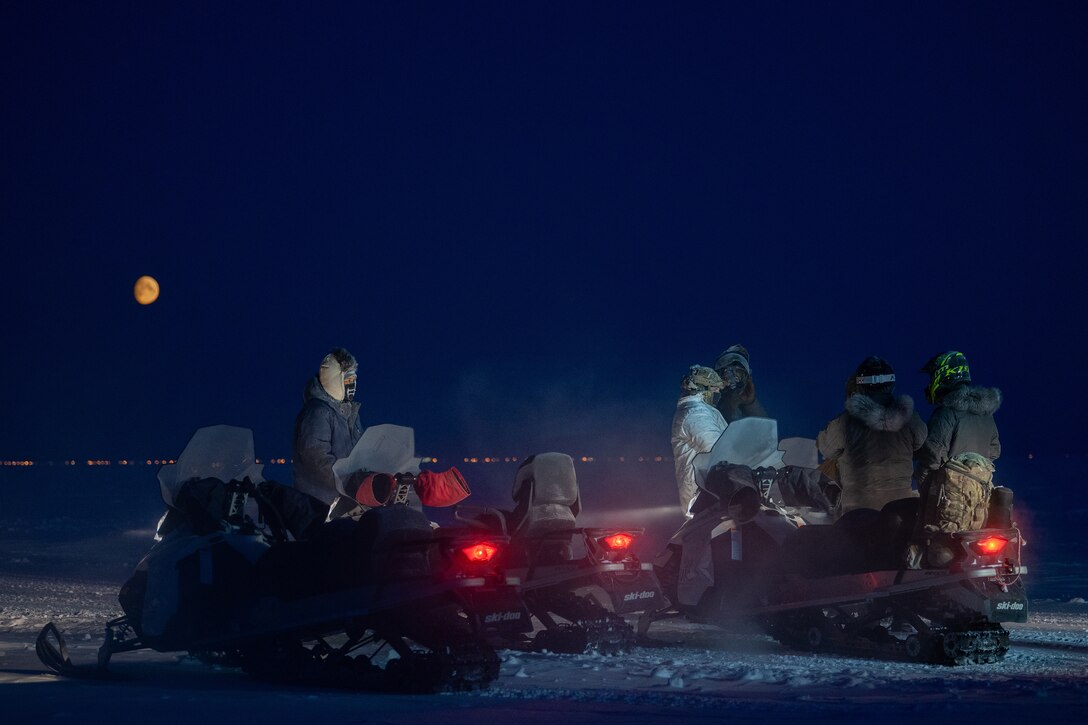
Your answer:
[351,472,396,507]
[414,467,470,507]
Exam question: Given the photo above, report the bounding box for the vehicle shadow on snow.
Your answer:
[1008,638,1088,654]
[639,616,783,654]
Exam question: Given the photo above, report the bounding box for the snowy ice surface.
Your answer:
[2,574,1087,724]
[1,460,1085,722]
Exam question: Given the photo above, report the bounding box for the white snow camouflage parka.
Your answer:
[672,393,727,516]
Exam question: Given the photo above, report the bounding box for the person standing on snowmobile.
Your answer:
[293,347,364,516]
[817,357,927,515]
[713,344,768,423]
[914,351,1001,494]
[672,365,727,517]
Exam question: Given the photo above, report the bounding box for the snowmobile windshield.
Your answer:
[331,424,422,498]
[779,437,819,468]
[692,417,784,490]
[158,425,265,507]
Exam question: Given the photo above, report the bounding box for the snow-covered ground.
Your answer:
[2,461,1086,722]
[2,573,1087,724]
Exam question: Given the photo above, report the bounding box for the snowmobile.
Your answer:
[647,418,1028,665]
[452,452,662,654]
[36,425,530,692]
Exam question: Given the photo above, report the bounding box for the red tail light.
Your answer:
[971,536,1009,556]
[461,542,499,563]
[601,532,635,551]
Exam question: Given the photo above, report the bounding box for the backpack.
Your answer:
[922,452,995,534]
[906,452,995,568]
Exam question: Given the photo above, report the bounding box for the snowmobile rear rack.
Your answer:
[454,505,510,536]
[752,564,1029,616]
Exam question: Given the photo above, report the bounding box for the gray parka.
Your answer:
[818,393,927,514]
[915,385,1001,491]
[292,376,363,505]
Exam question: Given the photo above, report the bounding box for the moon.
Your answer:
[134,275,160,305]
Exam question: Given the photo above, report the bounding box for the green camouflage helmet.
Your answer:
[680,365,724,402]
[923,350,972,404]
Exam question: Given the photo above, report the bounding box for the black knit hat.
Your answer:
[714,344,752,376]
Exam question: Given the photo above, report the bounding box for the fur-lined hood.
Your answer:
[302,375,359,421]
[845,393,915,432]
[942,385,1002,416]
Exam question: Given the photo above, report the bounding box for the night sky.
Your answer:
[2,2,1084,467]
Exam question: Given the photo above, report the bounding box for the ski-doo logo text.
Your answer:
[996,601,1025,611]
[484,611,523,624]
[623,591,657,602]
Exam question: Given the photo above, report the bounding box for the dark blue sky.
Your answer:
[2,2,1084,464]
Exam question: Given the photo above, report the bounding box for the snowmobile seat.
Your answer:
[347,505,434,582]
[454,505,513,533]
[692,463,762,521]
[510,453,581,538]
[255,539,320,599]
[778,508,880,579]
[870,497,920,570]
[255,519,360,599]
[777,497,921,578]
[256,508,434,599]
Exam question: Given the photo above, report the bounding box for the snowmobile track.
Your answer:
[767,611,1011,665]
[531,591,636,655]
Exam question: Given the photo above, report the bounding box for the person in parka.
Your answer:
[713,344,769,423]
[292,348,363,512]
[914,351,1001,494]
[671,365,727,517]
[817,357,927,515]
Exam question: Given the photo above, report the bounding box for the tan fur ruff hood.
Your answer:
[845,393,915,432]
[943,386,1002,416]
